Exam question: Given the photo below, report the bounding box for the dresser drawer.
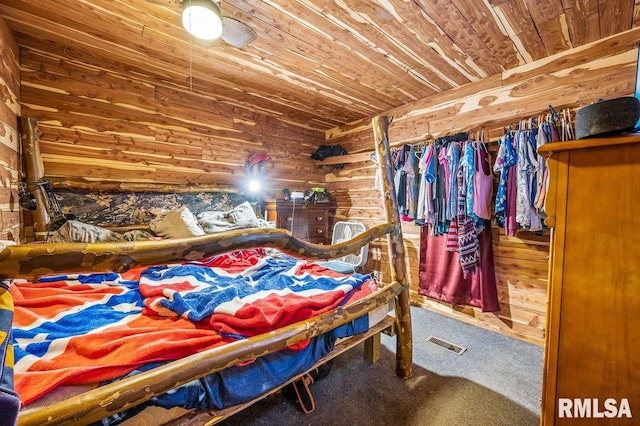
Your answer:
[278,210,326,225]
[279,213,309,227]
[275,201,332,244]
[305,212,327,225]
[306,223,327,239]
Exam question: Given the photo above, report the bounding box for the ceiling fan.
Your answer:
[181,0,257,48]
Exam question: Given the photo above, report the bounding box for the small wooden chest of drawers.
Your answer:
[275,201,332,244]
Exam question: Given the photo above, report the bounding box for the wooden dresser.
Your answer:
[538,136,640,424]
[275,200,332,244]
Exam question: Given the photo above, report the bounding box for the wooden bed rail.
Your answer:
[17,280,404,426]
[0,223,396,281]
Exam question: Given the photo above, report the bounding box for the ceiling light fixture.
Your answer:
[182,0,223,41]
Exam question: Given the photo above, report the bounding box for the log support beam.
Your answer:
[371,115,413,380]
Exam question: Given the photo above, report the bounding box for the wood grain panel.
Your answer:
[19,49,326,206]
[557,145,640,418]
[2,0,640,135]
[412,0,504,75]
[561,0,601,46]
[3,0,372,126]
[0,16,20,242]
[318,0,469,90]
[537,137,640,424]
[322,30,640,345]
[382,0,487,81]
[454,0,526,68]
[525,0,572,54]
[6,17,353,130]
[490,0,548,63]
[600,0,636,37]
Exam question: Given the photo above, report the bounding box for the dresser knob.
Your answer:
[286,217,292,221]
[316,216,323,221]
[317,229,323,234]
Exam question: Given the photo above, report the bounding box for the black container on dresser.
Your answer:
[275,200,332,245]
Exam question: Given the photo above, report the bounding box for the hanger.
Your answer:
[409,141,426,159]
[548,105,559,123]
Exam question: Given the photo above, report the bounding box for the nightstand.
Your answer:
[275,200,332,244]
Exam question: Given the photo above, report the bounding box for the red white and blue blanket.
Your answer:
[10,249,375,405]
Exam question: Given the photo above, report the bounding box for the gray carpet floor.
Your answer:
[218,306,543,426]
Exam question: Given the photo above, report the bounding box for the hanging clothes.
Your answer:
[418,219,500,312]
[505,153,518,236]
[423,143,437,223]
[493,132,518,236]
[491,110,572,235]
[445,142,461,221]
[515,126,539,229]
[472,142,493,220]
[524,128,544,231]
[403,146,420,221]
[416,138,492,233]
[415,145,430,226]
[455,165,480,275]
[433,141,449,234]
[415,134,498,311]
[393,147,406,216]
[460,142,476,221]
[413,133,469,235]
[393,145,420,222]
[533,124,550,215]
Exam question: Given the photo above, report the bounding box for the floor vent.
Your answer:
[426,336,467,355]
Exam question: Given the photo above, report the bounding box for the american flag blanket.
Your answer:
[10,249,375,405]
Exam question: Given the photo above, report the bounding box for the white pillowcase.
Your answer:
[197,201,258,234]
[150,207,205,239]
[227,201,258,227]
[196,210,231,234]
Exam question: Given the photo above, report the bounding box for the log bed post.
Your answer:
[371,115,413,379]
[20,117,49,240]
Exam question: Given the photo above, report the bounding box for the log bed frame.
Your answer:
[0,115,413,425]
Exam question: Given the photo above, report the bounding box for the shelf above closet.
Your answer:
[313,151,372,166]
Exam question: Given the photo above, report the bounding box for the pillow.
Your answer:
[227,201,258,228]
[197,202,258,234]
[150,207,205,239]
[197,210,232,234]
[47,220,123,243]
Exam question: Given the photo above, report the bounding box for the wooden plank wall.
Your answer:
[323,27,640,345]
[0,16,21,242]
[17,49,326,205]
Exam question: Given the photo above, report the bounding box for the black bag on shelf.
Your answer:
[311,144,348,169]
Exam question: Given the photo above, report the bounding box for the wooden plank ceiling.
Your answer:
[0,0,638,131]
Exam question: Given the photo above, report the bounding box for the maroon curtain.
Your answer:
[418,220,500,312]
